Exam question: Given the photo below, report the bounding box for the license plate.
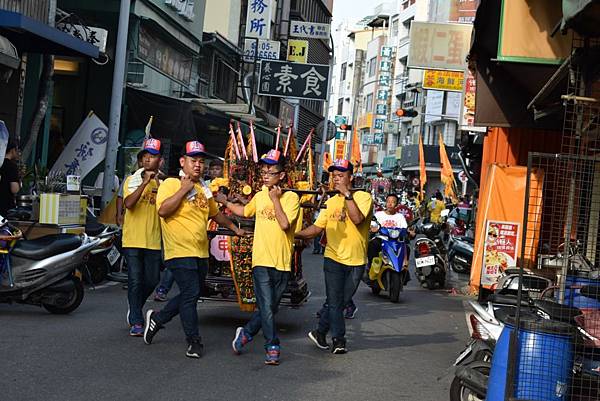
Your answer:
[107,246,121,266]
[415,255,435,267]
[454,343,474,366]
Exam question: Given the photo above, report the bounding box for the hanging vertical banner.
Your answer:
[245,0,272,39]
[481,220,520,287]
[50,112,109,179]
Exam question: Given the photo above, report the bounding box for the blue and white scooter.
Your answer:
[366,225,409,303]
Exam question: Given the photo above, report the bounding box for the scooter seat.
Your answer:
[85,221,106,237]
[533,299,582,325]
[11,234,82,260]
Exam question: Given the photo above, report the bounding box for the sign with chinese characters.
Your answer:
[407,21,472,71]
[424,89,444,123]
[50,113,109,179]
[334,115,347,126]
[258,60,330,101]
[373,132,384,144]
[377,90,389,101]
[289,21,330,39]
[243,39,280,62]
[363,133,374,145]
[422,69,464,91]
[165,0,195,21]
[245,0,273,39]
[137,24,193,85]
[384,121,399,133]
[375,104,387,116]
[381,46,393,58]
[334,140,346,160]
[481,220,520,286]
[374,118,385,130]
[287,39,309,63]
[380,60,392,72]
[56,23,108,53]
[461,70,485,131]
[378,75,391,87]
[445,91,462,120]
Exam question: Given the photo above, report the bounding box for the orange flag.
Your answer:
[439,133,457,201]
[351,128,362,173]
[418,134,427,200]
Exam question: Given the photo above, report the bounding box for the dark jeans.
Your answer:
[317,258,365,340]
[313,236,322,253]
[157,268,175,293]
[245,266,290,348]
[124,248,161,325]
[154,258,208,342]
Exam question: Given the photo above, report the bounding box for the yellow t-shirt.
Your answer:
[156,178,219,261]
[315,191,373,266]
[122,176,162,250]
[244,187,300,271]
[430,199,446,224]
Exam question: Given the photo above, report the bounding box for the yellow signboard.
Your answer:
[334,140,346,160]
[422,69,464,91]
[287,39,309,63]
[357,113,373,129]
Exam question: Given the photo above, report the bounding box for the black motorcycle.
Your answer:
[448,235,474,274]
[413,218,447,289]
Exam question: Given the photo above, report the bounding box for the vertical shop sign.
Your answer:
[245,0,273,39]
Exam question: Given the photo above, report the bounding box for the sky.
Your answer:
[331,0,369,25]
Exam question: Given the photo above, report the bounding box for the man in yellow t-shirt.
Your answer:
[122,138,163,337]
[143,141,244,359]
[215,149,299,366]
[429,191,446,224]
[296,159,373,354]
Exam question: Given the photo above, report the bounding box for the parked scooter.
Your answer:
[413,217,448,289]
[452,287,600,401]
[0,220,100,314]
[84,211,121,284]
[447,235,474,274]
[366,225,410,303]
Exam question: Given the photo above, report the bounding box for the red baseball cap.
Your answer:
[328,159,353,173]
[142,138,162,155]
[183,141,207,157]
[259,149,282,165]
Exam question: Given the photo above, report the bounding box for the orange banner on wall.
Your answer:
[470,164,545,291]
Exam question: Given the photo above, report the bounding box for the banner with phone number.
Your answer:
[481,220,520,287]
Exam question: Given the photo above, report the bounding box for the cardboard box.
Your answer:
[39,194,87,225]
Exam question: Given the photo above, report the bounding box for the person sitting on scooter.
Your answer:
[368,194,415,282]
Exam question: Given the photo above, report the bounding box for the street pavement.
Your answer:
[0,251,470,401]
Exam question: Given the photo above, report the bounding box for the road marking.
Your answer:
[88,281,121,291]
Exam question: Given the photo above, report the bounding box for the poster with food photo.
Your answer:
[480,220,520,286]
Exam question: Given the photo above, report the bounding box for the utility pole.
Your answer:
[317,33,334,181]
[102,0,131,206]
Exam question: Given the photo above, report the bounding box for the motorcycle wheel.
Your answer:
[389,271,402,303]
[85,256,109,285]
[449,258,469,274]
[43,277,85,315]
[449,361,490,401]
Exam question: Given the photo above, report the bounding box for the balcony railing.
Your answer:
[0,0,50,23]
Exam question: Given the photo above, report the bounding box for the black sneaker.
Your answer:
[186,338,204,359]
[331,338,347,354]
[308,330,329,350]
[143,309,163,345]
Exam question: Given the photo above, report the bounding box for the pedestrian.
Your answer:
[122,139,164,336]
[116,151,145,226]
[215,149,300,365]
[296,159,373,354]
[312,209,323,254]
[429,191,446,224]
[143,141,245,358]
[0,140,21,217]
[206,159,224,185]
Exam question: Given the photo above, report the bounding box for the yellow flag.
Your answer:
[418,134,427,200]
[439,133,457,201]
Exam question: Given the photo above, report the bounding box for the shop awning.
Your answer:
[0,10,99,58]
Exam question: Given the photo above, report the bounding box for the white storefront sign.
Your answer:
[243,39,280,62]
[289,21,330,39]
[245,0,273,39]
